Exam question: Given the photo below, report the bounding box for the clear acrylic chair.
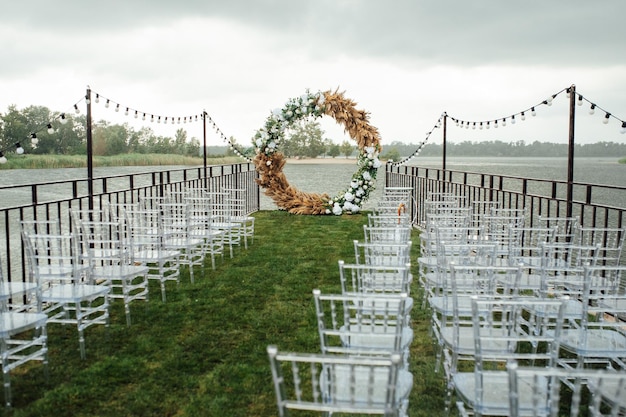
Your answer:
[0,255,48,409]
[225,188,255,249]
[116,204,181,302]
[576,226,626,267]
[267,345,412,417]
[536,215,579,244]
[71,210,149,327]
[184,192,225,270]
[21,227,110,360]
[159,202,205,283]
[452,297,566,417]
[367,212,412,227]
[205,191,242,258]
[313,289,413,368]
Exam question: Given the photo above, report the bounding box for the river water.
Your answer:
[0,157,624,210]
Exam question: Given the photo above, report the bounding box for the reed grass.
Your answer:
[0,154,243,170]
[4,211,445,417]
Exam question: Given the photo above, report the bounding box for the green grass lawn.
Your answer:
[6,210,446,417]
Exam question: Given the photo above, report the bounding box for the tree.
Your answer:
[382,147,401,162]
[327,143,341,158]
[284,120,326,158]
[340,140,354,158]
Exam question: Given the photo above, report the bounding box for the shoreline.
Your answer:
[284,157,356,165]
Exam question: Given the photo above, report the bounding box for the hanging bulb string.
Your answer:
[574,91,625,126]
[203,112,253,163]
[0,95,85,159]
[389,113,444,167]
[91,90,203,125]
[447,87,570,129]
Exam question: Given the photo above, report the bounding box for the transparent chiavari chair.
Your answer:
[482,207,526,258]
[21,227,110,360]
[536,215,579,244]
[225,188,255,249]
[452,297,566,417]
[159,202,205,283]
[576,226,626,267]
[367,212,411,227]
[267,345,412,417]
[313,289,413,368]
[116,204,181,302]
[204,191,242,258]
[0,255,48,409]
[71,209,149,327]
[184,192,225,270]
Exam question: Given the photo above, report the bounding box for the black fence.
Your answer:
[384,163,626,230]
[0,163,259,283]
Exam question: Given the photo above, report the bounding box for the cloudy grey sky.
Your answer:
[1,0,624,147]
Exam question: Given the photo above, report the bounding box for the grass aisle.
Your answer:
[7,211,445,417]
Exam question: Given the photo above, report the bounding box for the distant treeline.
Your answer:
[380,140,626,160]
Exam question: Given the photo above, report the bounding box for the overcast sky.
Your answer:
[1,0,624,148]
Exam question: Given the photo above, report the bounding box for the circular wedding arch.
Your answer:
[252,90,383,215]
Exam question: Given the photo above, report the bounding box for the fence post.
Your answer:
[86,87,94,211]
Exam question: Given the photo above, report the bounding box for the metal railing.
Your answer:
[385,163,626,230]
[0,163,259,283]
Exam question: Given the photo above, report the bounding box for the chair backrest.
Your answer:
[508,226,557,267]
[576,226,626,267]
[267,345,408,416]
[363,225,411,244]
[508,363,626,417]
[353,240,412,266]
[21,229,91,289]
[313,289,409,357]
[367,213,411,227]
[339,260,411,296]
[536,215,579,244]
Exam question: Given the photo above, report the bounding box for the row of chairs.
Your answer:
[0,185,255,408]
[267,187,416,416]
[419,192,626,416]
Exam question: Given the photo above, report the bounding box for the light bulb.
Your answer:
[105,100,110,108]
[486,122,490,129]
[0,153,6,164]
[151,115,154,123]
[115,104,120,112]
[158,117,161,124]
[589,104,596,115]
[577,96,583,106]
[125,108,129,116]
[479,122,483,130]
[603,113,610,124]
[134,111,138,119]
[494,120,498,128]
[511,115,516,124]
[31,137,38,145]
[47,124,54,134]
[60,113,68,124]
[521,112,526,121]
[142,113,146,121]
[472,123,476,129]
[621,122,626,134]
[16,144,24,154]
[502,118,506,127]
[95,94,100,103]
[74,104,80,114]
[546,97,553,106]
[85,97,91,105]
[531,107,536,116]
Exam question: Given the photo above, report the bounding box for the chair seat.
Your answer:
[133,249,180,262]
[0,311,48,337]
[559,329,626,356]
[322,365,413,406]
[0,282,38,300]
[341,325,413,351]
[454,371,549,415]
[91,264,149,278]
[43,284,110,302]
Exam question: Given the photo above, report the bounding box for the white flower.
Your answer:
[255,139,263,147]
[363,185,368,190]
[365,146,375,155]
[373,158,382,168]
[268,141,276,149]
[367,153,373,160]
[286,110,293,118]
[318,93,325,104]
[344,192,355,202]
[332,203,342,215]
[272,108,282,117]
[301,106,308,114]
[351,181,358,189]
[266,160,272,166]
[325,209,331,214]
[362,171,371,181]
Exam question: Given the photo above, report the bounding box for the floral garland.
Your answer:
[252,89,382,215]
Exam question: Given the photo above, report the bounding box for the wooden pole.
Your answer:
[86,87,94,211]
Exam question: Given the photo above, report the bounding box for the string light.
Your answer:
[85,95,91,105]
[577,95,583,106]
[0,152,6,164]
[47,124,54,134]
[589,104,596,115]
[15,144,24,155]
[115,104,120,112]
[105,99,110,108]
[74,104,80,114]
[95,94,100,103]
[603,113,611,124]
[31,133,39,145]
[621,122,626,134]
[60,113,68,124]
